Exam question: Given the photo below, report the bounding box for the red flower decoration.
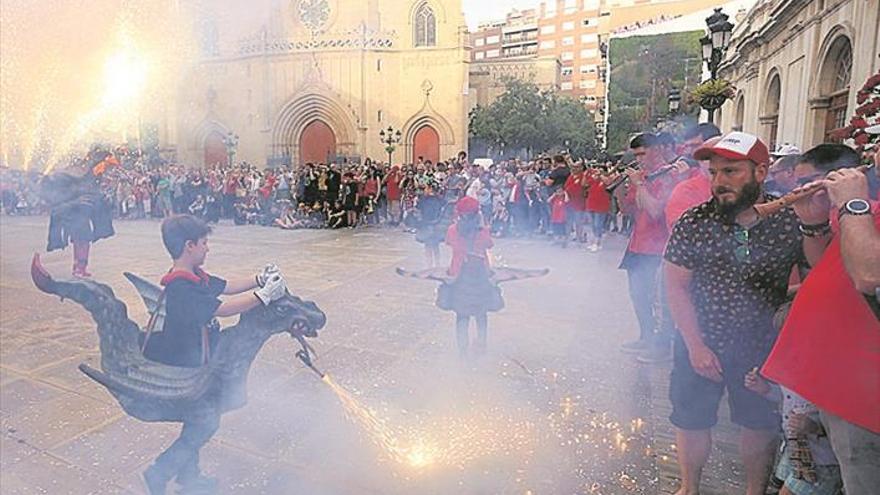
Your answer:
[851,117,868,128]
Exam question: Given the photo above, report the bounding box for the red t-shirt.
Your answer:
[585,175,611,213]
[762,204,880,433]
[445,224,493,277]
[386,172,401,200]
[625,179,672,255]
[550,195,567,223]
[665,171,711,230]
[564,172,587,211]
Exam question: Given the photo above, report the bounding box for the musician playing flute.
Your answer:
[762,140,880,495]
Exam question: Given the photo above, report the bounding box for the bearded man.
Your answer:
[662,132,824,495]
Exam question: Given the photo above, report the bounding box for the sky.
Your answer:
[462,0,539,29]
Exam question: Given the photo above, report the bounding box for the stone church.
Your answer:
[175,0,469,168]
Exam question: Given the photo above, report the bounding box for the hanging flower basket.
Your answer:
[689,79,736,110]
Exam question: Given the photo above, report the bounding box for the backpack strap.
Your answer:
[140,289,167,354]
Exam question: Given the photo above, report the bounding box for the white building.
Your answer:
[717,0,880,149]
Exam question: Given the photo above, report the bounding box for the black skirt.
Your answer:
[436,260,504,316]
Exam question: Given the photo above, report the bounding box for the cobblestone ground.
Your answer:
[1,216,744,495]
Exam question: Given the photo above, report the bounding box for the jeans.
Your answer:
[588,211,608,241]
[621,252,662,342]
[152,411,220,482]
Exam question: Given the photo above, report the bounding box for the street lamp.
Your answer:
[668,88,681,114]
[699,8,735,123]
[379,126,402,166]
[223,131,239,166]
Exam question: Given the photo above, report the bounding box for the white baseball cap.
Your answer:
[770,143,801,157]
[694,131,771,165]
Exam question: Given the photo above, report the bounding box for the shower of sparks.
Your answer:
[0,0,196,170]
[321,374,536,471]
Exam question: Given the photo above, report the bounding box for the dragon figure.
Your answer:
[30,254,326,422]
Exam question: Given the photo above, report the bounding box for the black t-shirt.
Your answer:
[143,273,227,367]
[664,198,804,360]
[549,166,570,188]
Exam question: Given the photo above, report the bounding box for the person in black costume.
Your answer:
[42,148,117,277]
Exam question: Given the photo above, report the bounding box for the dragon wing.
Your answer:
[124,272,165,331]
[489,267,550,284]
[395,266,454,283]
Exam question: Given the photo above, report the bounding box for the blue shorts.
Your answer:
[669,336,780,430]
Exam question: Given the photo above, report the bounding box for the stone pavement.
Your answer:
[0,216,745,494]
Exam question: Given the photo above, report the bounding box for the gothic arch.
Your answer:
[192,119,231,167]
[271,91,358,166]
[401,111,455,163]
[412,2,437,47]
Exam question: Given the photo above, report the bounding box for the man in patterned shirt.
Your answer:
[662,132,821,495]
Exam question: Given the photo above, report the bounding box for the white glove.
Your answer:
[254,273,287,305]
[255,263,281,287]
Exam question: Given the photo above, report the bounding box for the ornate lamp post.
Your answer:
[668,88,681,115]
[698,8,735,123]
[223,131,239,166]
[379,126,402,166]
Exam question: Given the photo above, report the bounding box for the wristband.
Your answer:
[798,221,831,238]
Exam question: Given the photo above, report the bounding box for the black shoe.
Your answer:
[177,474,218,494]
[143,465,169,495]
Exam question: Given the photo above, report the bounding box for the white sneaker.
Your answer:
[588,243,599,252]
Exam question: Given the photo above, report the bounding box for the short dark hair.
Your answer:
[683,123,722,142]
[161,215,212,259]
[629,132,657,149]
[553,154,566,164]
[798,144,860,173]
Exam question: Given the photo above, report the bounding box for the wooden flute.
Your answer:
[754,163,875,218]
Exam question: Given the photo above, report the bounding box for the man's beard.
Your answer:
[714,179,762,221]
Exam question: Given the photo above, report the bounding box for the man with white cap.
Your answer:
[766,143,802,196]
[662,131,819,495]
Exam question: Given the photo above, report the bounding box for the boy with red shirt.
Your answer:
[585,166,612,251]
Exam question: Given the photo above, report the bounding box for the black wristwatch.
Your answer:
[838,199,871,221]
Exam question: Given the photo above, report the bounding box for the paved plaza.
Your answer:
[1,217,744,494]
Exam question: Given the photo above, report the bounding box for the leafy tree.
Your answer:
[469,78,596,158]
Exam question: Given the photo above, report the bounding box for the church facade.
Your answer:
[175,0,469,168]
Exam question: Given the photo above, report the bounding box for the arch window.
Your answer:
[414,3,437,47]
[764,75,781,150]
[825,38,852,141]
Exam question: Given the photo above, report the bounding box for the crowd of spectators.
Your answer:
[1,151,634,250]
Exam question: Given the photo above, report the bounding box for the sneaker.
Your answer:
[620,339,651,354]
[636,345,672,364]
[587,243,599,252]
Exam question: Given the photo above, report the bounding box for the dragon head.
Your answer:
[241,292,326,340]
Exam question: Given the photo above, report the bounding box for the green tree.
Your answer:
[469,78,596,158]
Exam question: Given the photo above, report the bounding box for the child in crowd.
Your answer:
[745,369,843,495]
[549,187,569,247]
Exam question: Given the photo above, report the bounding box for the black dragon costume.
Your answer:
[41,149,117,277]
[30,254,326,492]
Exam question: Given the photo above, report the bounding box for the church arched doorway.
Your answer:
[204,131,228,167]
[299,120,336,164]
[412,125,440,165]
[812,33,853,144]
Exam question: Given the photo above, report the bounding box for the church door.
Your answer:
[299,120,336,165]
[204,131,228,167]
[412,125,440,164]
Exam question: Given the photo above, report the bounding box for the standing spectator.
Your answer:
[385,165,402,225]
[664,132,805,495]
[549,187,569,247]
[761,143,880,495]
[563,161,587,243]
[616,133,676,354]
[585,165,613,252]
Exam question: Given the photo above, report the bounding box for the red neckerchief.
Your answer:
[160,267,210,286]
